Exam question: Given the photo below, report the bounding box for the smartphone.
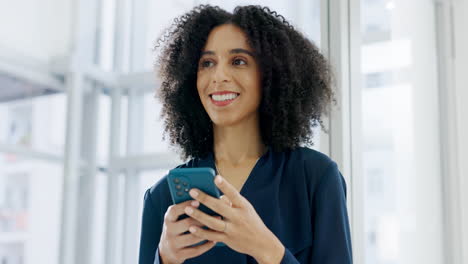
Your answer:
[167,167,226,247]
[167,167,221,216]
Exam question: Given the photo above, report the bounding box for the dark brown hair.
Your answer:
[155,5,335,160]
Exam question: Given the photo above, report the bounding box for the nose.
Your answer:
[212,62,231,83]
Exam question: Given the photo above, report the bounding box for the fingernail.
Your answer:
[185,207,193,215]
[190,189,198,197]
[189,226,197,233]
[215,176,223,184]
[191,200,199,207]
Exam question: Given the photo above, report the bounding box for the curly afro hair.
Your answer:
[154,4,335,160]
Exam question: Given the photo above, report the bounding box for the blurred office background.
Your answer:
[0,0,467,263]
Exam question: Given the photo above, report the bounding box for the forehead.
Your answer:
[202,24,252,52]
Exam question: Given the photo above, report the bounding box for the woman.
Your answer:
[139,5,353,264]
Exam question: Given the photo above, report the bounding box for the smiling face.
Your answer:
[196,24,262,127]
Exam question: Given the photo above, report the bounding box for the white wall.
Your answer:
[453,0,468,262]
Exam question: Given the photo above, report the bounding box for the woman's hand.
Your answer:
[158,200,217,264]
[183,175,285,264]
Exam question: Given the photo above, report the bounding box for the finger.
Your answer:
[220,195,232,207]
[179,240,217,260]
[168,217,204,236]
[184,206,226,232]
[188,225,227,242]
[188,188,234,219]
[164,200,200,223]
[173,233,209,249]
[214,175,246,207]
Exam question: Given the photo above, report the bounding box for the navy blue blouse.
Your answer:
[138,147,353,263]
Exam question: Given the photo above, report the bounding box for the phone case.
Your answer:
[167,167,226,247]
[167,167,221,216]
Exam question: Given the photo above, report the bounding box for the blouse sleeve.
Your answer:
[279,248,301,264]
[310,161,353,263]
[138,188,164,264]
[278,161,353,264]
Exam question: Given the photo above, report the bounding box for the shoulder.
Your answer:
[289,146,333,164]
[283,146,341,190]
[294,147,346,197]
[288,146,336,175]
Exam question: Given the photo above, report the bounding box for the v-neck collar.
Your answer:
[199,147,271,195]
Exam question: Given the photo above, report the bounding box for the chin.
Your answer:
[208,108,259,128]
[209,110,243,127]
[210,116,240,127]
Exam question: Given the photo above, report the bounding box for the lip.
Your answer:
[209,91,240,96]
[209,93,240,107]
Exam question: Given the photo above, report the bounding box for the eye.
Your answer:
[199,60,214,68]
[233,58,247,66]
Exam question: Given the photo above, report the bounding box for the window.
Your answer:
[0,82,65,264]
[360,0,444,263]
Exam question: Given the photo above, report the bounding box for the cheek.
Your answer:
[243,75,262,100]
[242,67,261,90]
[196,74,207,96]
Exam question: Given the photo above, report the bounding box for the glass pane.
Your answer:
[142,93,173,154]
[0,157,62,264]
[90,172,108,264]
[0,93,67,264]
[95,94,111,166]
[360,0,444,263]
[0,94,66,156]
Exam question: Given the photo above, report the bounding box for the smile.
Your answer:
[209,92,240,107]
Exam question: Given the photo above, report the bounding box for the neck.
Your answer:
[213,113,266,166]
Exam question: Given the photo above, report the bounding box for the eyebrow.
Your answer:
[200,48,255,58]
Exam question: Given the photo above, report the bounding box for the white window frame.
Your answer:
[320,0,365,263]
[434,0,466,263]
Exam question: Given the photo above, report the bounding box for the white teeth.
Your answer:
[211,93,239,102]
